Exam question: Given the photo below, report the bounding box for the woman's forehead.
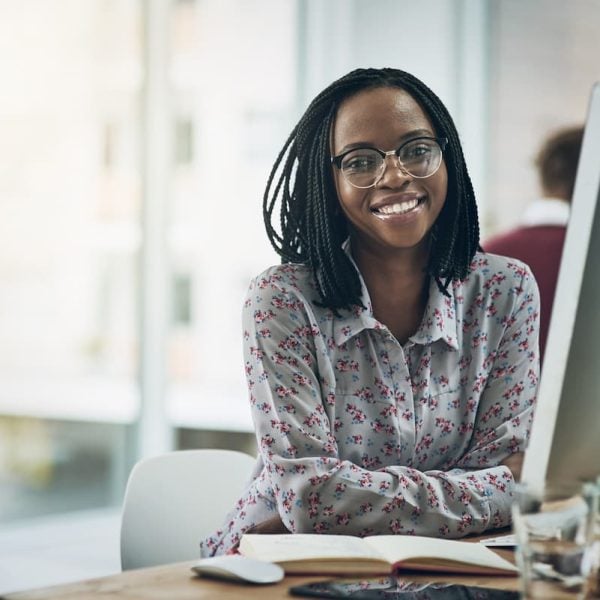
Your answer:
[332,86,435,151]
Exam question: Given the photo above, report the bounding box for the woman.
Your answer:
[201,68,539,556]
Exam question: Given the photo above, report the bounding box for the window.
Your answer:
[0,1,141,519]
[166,0,297,434]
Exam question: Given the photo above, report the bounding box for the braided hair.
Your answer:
[263,67,480,311]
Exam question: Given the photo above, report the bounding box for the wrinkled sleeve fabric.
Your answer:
[446,262,540,529]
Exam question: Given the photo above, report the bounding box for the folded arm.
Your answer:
[244,267,539,538]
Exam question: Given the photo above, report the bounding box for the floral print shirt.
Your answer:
[201,251,540,556]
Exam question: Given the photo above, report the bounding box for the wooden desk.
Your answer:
[1,560,522,600]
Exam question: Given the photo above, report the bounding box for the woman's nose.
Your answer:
[375,153,412,187]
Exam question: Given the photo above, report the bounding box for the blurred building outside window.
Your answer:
[0,0,141,521]
[0,0,295,523]
[164,0,296,436]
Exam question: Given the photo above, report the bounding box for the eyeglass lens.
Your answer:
[340,139,443,188]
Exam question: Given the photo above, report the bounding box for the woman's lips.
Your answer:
[371,194,425,218]
[373,198,418,215]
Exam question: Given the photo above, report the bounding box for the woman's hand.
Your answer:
[244,515,288,535]
[501,451,524,482]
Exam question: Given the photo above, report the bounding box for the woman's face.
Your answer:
[331,86,448,258]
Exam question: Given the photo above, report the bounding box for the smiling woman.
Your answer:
[331,89,448,300]
[330,87,450,343]
[200,67,541,557]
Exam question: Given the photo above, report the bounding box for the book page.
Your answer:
[366,535,517,573]
[240,533,384,563]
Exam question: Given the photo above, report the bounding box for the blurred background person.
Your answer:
[484,126,584,363]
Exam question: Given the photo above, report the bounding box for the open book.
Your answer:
[239,533,518,576]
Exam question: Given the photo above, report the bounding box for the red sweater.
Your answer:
[483,225,567,364]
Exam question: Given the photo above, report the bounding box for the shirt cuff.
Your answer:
[484,465,515,529]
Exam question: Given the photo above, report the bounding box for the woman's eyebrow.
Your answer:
[335,128,436,155]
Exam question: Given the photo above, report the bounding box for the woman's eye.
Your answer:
[404,144,432,161]
[343,153,379,172]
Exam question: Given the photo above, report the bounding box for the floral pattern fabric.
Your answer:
[201,251,539,556]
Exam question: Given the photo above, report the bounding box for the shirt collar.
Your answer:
[332,241,380,345]
[521,197,570,227]
[332,240,459,349]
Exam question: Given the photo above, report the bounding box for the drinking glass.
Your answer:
[588,476,600,597]
[512,481,598,599]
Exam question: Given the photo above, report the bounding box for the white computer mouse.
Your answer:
[191,554,285,584]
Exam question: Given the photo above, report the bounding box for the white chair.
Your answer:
[120,448,256,570]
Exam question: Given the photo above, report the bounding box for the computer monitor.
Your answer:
[522,81,600,494]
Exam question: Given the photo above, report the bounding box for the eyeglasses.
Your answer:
[331,136,448,189]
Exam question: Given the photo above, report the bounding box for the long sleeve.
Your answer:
[442,262,540,529]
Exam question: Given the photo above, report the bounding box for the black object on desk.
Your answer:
[289,576,520,599]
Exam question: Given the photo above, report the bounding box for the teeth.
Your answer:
[375,199,419,215]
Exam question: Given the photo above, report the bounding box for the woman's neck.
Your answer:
[351,244,430,344]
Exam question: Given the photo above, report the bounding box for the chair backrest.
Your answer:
[120,448,255,570]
